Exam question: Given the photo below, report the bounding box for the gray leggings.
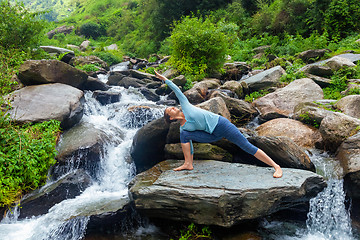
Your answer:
[180,116,258,155]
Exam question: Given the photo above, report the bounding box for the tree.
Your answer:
[0,0,45,50]
[169,16,228,80]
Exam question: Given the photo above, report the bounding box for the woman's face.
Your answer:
[166,107,180,119]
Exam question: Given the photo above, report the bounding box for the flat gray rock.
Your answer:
[129,160,326,227]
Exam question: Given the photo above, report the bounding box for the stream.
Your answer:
[0,67,359,239]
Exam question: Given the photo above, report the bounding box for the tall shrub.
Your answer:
[324,0,360,40]
[169,16,228,80]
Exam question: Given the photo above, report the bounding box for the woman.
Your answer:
[155,71,283,178]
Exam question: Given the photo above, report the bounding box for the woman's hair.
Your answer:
[164,108,176,124]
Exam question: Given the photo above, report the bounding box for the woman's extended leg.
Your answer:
[213,116,283,178]
[254,149,283,178]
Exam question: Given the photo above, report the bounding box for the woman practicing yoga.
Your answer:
[155,71,283,178]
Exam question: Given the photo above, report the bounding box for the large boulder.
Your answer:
[5,83,84,130]
[222,62,251,81]
[219,80,244,98]
[293,102,335,127]
[256,118,322,149]
[129,160,326,227]
[17,60,88,89]
[334,95,360,119]
[196,97,231,121]
[243,66,286,92]
[92,90,121,105]
[247,136,315,171]
[319,112,360,152]
[55,121,124,177]
[209,91,258,126]
[47,25,74,39]
[297,49,328,63]
[253,78,323,121]
[184,82,208,104]
[118,76,146,88]
[164,143,232,162]
[325,56,356,71]
[336,133,360,198]
[17,170,92,219]
[131,117,170,173]
[70,55,109,71]
[299,64,333,77]
[39,46,74,55]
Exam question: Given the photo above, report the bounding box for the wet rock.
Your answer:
[129,160,326,227]
[130,69,157,81]
[334,95,360,119]
[253,78,323,121]
[92,90,121,105]
[18,170,92,219]
[5,83,84,130]
[164,143,232,162]
[131,117,170,173]
[55,122,124,178]
[139,87,160,102]
[84,76,109,91]
[243,66,286,92]
[118,76,146,88]
[123,106,159,129]
[319,112,360,152]
[17,60,88,89]
[107,72,126,85]
[256,118,322,149]
[337,133,360,199]
[156,99,177,106]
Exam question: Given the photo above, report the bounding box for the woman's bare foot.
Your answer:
[173,163,194,171]
[273,166,283,178]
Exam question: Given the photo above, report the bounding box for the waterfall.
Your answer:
[260,150,355,240]
[0,74,164,240]
[304,151,354,240]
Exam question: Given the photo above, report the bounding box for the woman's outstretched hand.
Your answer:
[154,70,167,83]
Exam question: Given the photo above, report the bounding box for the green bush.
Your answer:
[0,0,45,50]
[79,21,106,39]
[93,51,122,66]
[323,0,360,40]
[75,64,99,72]
[323,67,360,99]
[0,118,61,207]
[169,16,228,81]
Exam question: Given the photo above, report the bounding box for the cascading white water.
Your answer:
[261,150,355,240]
[0,75,164,240]
[304,151,354,240]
